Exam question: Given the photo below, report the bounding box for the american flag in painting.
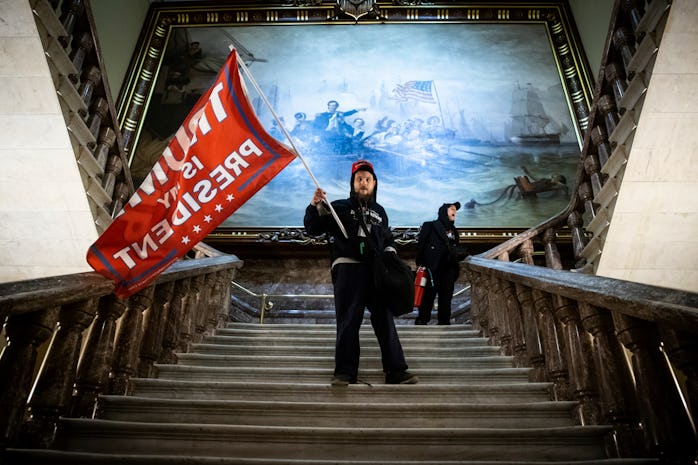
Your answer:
[392,80,436,103]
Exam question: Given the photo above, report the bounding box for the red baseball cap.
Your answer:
[351,159,375,176]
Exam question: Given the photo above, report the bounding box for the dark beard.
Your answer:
[356,191,371,202]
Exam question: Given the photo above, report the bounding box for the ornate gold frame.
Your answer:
[117,1,593,247]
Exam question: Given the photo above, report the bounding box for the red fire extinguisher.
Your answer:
[414,266,428,307]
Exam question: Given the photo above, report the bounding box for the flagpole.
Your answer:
[232,48,349,240]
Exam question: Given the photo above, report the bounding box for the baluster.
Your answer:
[69,32,93,76]
[613,314,697,462]
[518,239,535,265]
[188,275,207,344]
[515,284,545,382]
[501,281,526,367]
[86,97,109,142]
[78,66,101,108]
[542,228,562,270]
[102,154,123,199]
[591,125,612,168]
[660,327,698,438]
[578,181,596,222]
[177,277,197,354]
[465,272,487,337]
[160,278,191,364]
[0,308,59,448]
[94,127,116,174]
[110,181,130,218]
[214,270,232,328]
[204,273,219,334]
[551,295,601,424]
[138,282,175,378]
[598,95,621,141]
[612,27,637,75]
[567,211,587,262]
[109,288,153,395]
[484,276,502,348]
[22,299,98,448]
[584,153,604,198]
[622,0,645,33]
[466,271,487,337]
[577,302,645,457]
[58,0,85,48]
[71,295,126,418]
[533,291,570,401]
[605,62,628,112]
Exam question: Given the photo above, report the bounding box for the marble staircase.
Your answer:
[6,321,659,464]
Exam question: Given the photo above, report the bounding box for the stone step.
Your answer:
[4,449,660,465]
[189,343,501,357]
[129,379,555,404]
[223,322,476,334]
[202,334,489,348]
[51,418,614,462]
[98,395,578,428]
[152,364,532,385]
[215,322,480,339]
[174,353,515,370]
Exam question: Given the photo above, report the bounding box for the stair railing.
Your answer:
[0,254,242,451]
[231,281,333,324]
[464,255,698,462]
[230,278,472,324]
[31,0,135,232]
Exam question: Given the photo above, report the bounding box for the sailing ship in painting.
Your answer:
[507,82,566,145]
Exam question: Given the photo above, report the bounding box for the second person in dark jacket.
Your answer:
[415,202,468,325]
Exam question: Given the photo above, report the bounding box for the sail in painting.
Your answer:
[508,82,561,145]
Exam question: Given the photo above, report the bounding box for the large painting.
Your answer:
[119,2,593,237]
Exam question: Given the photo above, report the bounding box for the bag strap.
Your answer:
[357,207,379,256]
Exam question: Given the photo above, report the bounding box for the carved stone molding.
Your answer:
[337,0,376,19]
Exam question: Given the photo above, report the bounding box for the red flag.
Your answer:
[87,51,296,298]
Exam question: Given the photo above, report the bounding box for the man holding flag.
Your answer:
[87,50,297,298]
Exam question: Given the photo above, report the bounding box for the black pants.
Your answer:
[331,262,408,379]
[417,267,456,325]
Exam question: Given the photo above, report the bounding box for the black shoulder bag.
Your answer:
[358,213,415,316]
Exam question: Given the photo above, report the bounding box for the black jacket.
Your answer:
[416,205,467,276]
[304,197,394,264]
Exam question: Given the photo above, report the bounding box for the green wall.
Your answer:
[90,0,150,101]
[568,0,615,79]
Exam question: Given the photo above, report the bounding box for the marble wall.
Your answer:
[0,0,98,283]
[596,0,698,293]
